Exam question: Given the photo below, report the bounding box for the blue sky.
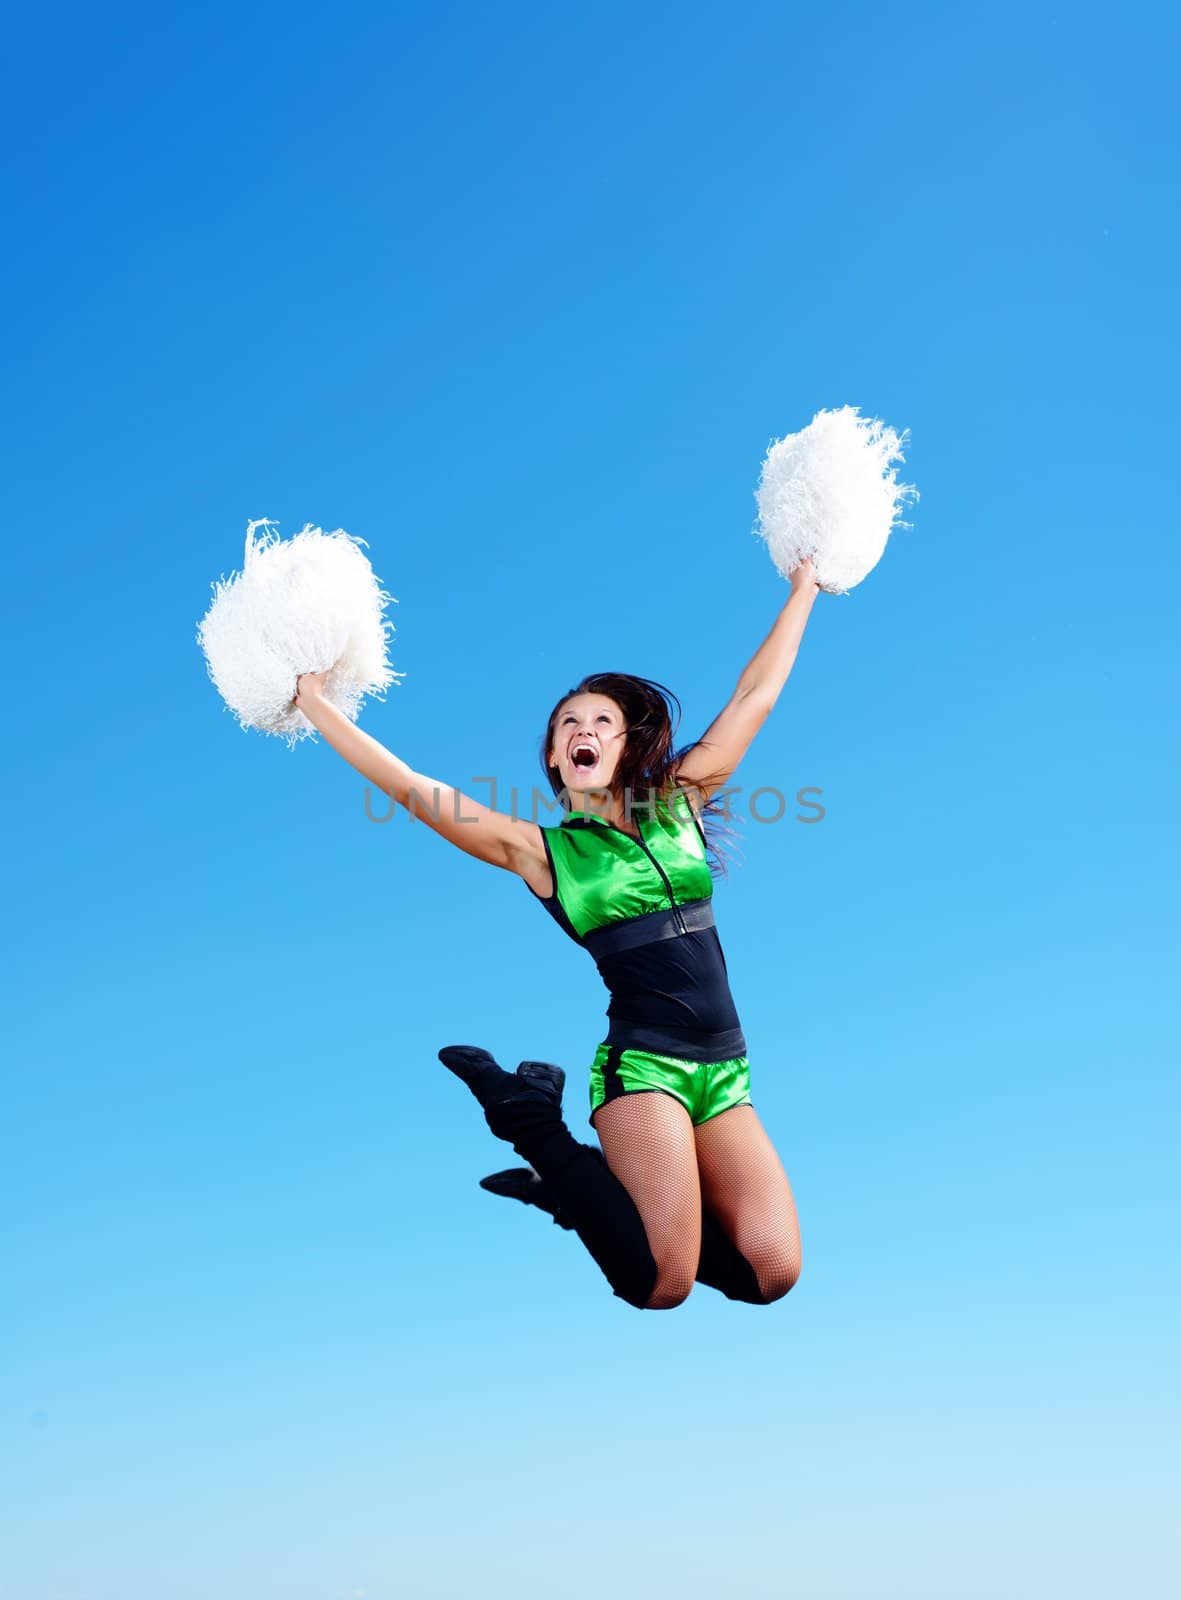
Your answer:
[2,2,1178,1597]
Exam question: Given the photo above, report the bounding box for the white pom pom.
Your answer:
[196,520,402,743]
[754,406,918,595]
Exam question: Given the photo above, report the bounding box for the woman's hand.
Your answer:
[294,670,327,712]
[789,556,819,592]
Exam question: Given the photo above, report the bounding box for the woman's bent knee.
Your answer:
[644,1264,695,1310]
[755,1257,801,1304]
[608,1247,699,1311]
[645,1283,693,1310]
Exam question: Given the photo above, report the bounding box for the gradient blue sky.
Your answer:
[3,3,1178,1597]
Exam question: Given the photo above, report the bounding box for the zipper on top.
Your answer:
[634,834,687,935]
[587,810,687,935]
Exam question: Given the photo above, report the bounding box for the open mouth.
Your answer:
[571,742,599,771]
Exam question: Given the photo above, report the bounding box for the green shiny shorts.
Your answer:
[588,1043,752,1127]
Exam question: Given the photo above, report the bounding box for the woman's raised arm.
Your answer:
[674,559,821,801]
[293,673,545,878]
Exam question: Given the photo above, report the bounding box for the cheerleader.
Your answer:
[292,559,820,1308]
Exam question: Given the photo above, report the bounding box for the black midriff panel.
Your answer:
[594,927,743,1043]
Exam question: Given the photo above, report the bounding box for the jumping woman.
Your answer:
[293,556,821,1310]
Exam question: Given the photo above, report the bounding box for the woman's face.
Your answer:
[547,693,628,797]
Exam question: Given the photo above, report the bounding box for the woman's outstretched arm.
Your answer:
[293,672,544,877]
[673,559,821,801]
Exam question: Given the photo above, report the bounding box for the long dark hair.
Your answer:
[539,671,735,877]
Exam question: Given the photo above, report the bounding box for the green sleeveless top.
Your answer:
[542,785,713,937]
[526,784,745,1060]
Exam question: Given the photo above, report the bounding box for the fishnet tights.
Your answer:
[593,1093,701,1308]
[694,1102,802,1302]
[593,1095,801,1308]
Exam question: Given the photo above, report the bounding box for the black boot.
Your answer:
[438,1045,565,1140]
[478,1143,616,1231]
[479,1167,576,1230]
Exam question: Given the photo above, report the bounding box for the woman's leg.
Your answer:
[693,1104,802,1303]
[592,1092,702,1310]
[443,1047,791,1311]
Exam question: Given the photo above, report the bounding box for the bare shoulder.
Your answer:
[504,819,554,898]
